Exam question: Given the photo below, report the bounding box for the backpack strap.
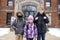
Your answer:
[26,24,28,37]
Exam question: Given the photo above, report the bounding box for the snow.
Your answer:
[0,28,60,38]
[0,28,10,36]
[48,28,60,37]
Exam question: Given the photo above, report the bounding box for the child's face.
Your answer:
[28,18,33,23]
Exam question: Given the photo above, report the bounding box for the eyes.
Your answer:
[28,19,33,21]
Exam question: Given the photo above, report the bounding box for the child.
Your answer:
[24,15,38,40]
[12,12,24,40]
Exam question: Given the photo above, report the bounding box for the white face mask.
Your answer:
[40,10,44,14]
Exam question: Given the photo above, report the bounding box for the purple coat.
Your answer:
[24,23,38,38]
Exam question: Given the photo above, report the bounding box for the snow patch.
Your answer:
[48,28,60,37]
[0,28,10,36]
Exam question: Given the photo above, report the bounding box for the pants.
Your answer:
[27,38,33,40]
[16,34,23,40]
[37,33,46,40]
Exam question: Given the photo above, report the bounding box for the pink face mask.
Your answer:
[28,19,33,23]
[27,15,34,23]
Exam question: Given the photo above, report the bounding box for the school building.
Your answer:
[0,0,60,28]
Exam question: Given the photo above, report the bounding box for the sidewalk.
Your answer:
[0,28,60,40]
[0,31,60,40]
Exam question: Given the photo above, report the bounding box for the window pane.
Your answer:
[46,0,51,8]
[30,12,34,16]
[0,0,1,6]
[22,6,36,11]
[24,17,28,20]
[46,0,50,2]
[58,5,60,8]
[6,13,12,25]
[22,6,36,20]
[46,2,50,7]
[22,6,27,11]
[25,12,29,17]
[8,0,13,7]
[8,1,13,6]
[58,0,60,4]
[8,0,12,1]
[58,14,60,20]
[58,0,60,9]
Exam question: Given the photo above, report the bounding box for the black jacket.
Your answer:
[34,12,49,33]
[12,18,25,35]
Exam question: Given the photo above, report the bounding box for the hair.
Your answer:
[16,12,22,16]
[16,12,24,21]
[28,15,34,20]
[36,12,40,16]
[36,12,46,17]
[43,12,46,16]
[16,12,24,18]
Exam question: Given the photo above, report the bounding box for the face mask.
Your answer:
[17,16,23,18]
[28,19,33,23]
[40,10,44,14]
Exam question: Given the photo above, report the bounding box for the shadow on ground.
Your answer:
[0,31,60,40]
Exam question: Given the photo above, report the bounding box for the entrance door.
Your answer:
[22,5,36,20]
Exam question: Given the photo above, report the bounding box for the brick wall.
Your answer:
[44,0,60,28]
[0,0,14,27]
[51,12,59,28]
[51,0,59,28]
[0,0,14,10]
[0,12,7,27]
[0,0,60,28]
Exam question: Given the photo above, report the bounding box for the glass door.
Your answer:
[22,5,36,20]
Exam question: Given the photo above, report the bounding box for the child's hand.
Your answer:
[35,17,38,20]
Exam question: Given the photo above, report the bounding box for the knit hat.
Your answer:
[28,15,34,20]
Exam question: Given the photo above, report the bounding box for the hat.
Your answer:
[28,15,34,20]
[16,12,23,17]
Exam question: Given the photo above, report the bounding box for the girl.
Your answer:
[24,15,38,40]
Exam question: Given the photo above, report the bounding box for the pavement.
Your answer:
[0,28,60,40]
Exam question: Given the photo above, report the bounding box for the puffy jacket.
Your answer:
[34,12,49,33]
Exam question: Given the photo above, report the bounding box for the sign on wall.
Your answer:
[11,16,16,25]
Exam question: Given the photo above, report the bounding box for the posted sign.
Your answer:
[11,16,16,25]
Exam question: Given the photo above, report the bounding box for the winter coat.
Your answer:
[34,12,49,34]
[24,23,38,38]
[12,18,25,35]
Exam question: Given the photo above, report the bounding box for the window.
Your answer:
[58,14,60,20]
[6,12,12,25]
[22,5,36,20]
[0,0,1,6]
[7,0,13,7]
[22,6,36,11]
[58,0,60,9]
[46,0,51,8]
